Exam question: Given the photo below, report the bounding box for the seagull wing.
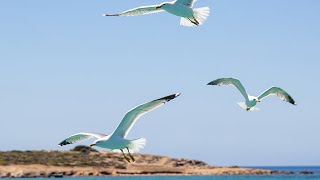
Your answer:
[176,0,196,7]
[112,93,181,138]
[58,132,107,146]
[258,87,296,105]
[103,5,164,16]
[207,78,249,101]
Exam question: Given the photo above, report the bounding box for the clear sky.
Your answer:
[0,0,319,166]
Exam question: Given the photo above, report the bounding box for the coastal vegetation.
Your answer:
[0,146,290,178]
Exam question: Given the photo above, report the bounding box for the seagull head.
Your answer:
[156,3,168,9]
[249,96,260,102]
[254,98,261,102]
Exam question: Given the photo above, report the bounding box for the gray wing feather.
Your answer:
[207,78,249,101]
[58,132,106,146]
[176,0,196,7]
[103,5,164,17]
[112,93,181,138]
[258,87,296,105]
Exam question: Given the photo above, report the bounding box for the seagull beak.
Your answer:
[155,5,161,9]
[257,100,261,102]
[89,143,95,147]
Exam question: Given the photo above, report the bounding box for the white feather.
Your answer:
[180,17,195,26]
[237,102,247,110]
[112,138,146,153]
[193,7,210,25]
[180,7,210,27]
[251,106,260,111]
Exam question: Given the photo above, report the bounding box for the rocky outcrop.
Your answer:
[299,171,314,175]
[0,149,290,178]
[0,165,287,178]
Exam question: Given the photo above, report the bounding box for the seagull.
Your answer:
[207,78,296,111]
[103,0,210,27]
[59,93,180,163]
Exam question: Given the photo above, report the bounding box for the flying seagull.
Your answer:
[59,93,180,162]
[103,0,210,27]
[207,78,296,111]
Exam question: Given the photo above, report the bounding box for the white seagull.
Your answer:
[103,0,210,27]
[59,93,180,162]
[207,78,296,111]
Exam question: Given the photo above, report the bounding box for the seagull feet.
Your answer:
[128,153,135,162]
[193,17,200,26]
[126,147,135,162]
[124,156,131,163]
[120,149,131,163]
[188,18,199,26]
[246,107,251,111]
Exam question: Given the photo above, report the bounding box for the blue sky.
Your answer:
[0,0,319,166]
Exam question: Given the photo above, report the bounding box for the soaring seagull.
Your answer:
[59,93,180,163]
[103,0,210,27]
[207,78,296,111]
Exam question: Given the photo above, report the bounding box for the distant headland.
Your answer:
[0,146,291,178]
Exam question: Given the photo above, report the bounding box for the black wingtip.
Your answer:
[207,77,239,86]
[102,14,119,17]
[157,93,181,102]
[58,140,71,147]
[207,80,217,86]
[287,94,296,106]
[207,78,223,86]
[291,100,297,106]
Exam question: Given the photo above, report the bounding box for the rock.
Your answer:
[299,171,314,175]
[271,170,294,175]
[99,171,112,175]
[62,171,75,176]
[0,172,10,178]
[71,146,98,153]
[48,172,64,178]
[228,166,240,168]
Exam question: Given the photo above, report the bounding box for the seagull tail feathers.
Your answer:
[237,102,260,111]
[127,138,146,153]
[193,7,210,25]
[180,7,210,27]
[180,18,195,27]
[237,102,247,110]
[251,106,260,111]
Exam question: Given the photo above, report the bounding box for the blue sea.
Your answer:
[1,167,320,180]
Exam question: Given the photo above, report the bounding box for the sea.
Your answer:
[1,167,320,180]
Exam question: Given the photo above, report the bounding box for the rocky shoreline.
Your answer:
[0,147,294,178]
[0,165,292,178]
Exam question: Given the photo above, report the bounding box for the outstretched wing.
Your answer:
[112,93,181,138]
[258,87,296,105]
[207,78,249,101]
[176,0,196,7]
[58,132,107,146]
[103,5,164,17]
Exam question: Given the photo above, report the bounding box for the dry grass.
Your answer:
[0,146,207,168]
